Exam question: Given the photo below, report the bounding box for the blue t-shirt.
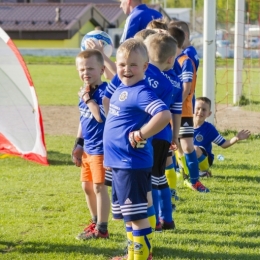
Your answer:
[183,46,199,72]
[194,121,226,161]
[120,4,162,43]
[79,82,107,155]
[145,64,176,143]
[103,79,168,169]
[162,69,183,115]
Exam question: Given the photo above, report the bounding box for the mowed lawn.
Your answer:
[0,58,260,260]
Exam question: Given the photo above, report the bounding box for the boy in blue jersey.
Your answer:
[104,38,171,260]
[194,97,250,177]
[143,33,180,231]
[119,0,162,43]
[169,26,209,193]
[72,50,110,240]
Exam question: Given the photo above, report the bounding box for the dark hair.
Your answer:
[168,20,190,35]
[167,26,185,48]
[196,97,212,109]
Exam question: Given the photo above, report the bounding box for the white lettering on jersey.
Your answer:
[109,103,120,116]
[147,77,159,88]
[162,72,181,89]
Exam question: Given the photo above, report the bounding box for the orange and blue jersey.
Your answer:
[174,53,196,117]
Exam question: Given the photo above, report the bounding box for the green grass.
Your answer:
[1,56,260,259]
[1,135,260,259]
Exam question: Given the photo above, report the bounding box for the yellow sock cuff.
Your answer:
[165,167,177,189]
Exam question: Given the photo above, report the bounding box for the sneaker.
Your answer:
[83,221,96,233]
[192,181,210,193]
[76,229,109,240]
[75,221,96,240]
[172,203,176,212]
[199,170,212,178]
[162,220,175,230]
[155,222,162,232]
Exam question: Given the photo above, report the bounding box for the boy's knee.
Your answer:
[94,183,105,194]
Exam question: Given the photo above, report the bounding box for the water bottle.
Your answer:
[217,154,225,161]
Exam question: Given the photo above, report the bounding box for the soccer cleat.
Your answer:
[161,220,175,230]
[76,229,109,240]
[155,222,162,232]
[83,221,96,233]
[184,180,210,193]
[147,253,153,260]
[192,181,210,193]
[199,170,212,178]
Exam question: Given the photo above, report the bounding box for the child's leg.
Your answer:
[112,168,152,259]
[147,191,155,253]
[165,154,178,210]
[82,181,97,219]
[194,146,212,177]
[94,183,110,232]
[132,219,152,260]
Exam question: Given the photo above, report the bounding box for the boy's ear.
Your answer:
[143,61,149,71]
[100,65,105,75]
[167,55,175,65]
[208,111,212,117]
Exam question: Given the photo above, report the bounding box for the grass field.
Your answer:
[0,57,260,259]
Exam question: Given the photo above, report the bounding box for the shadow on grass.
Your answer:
[0,239,121,259]
[154,246,260,260]
[47,150,74,166]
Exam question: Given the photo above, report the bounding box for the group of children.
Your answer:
[71,19,251,260]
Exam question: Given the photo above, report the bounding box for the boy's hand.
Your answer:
[129,130,147,148]
[236,129,251,141]
[171,137,179,151]
[72,138,84,167]
[78,85,96,104]
[85,39,104,54]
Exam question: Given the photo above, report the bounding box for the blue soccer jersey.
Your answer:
[145,64,176,143]
[120,4,162,43]
[162,68,183,115]
[104,74,121,99]
[79,82,107,155]
[183,46,200,72]
[103,79,168,169]
[194,121,226,161]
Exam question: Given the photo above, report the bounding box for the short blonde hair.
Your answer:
[146,18,168,31]
[144,33,177,63]
[76,49,104,66]
[169,20,190,36]
[134,29,156,41]
[117,38,148,62]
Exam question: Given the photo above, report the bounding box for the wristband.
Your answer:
[75,137,84,147]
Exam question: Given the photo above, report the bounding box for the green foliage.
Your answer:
[1,135,260,259]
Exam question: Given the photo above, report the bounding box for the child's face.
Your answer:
[194,100,212,122]
[116,50,148,86]
[76,56,104,86]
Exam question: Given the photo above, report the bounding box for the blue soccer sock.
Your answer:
[152,189,160,225]
[158,187,173,223]
[185,150,199,184]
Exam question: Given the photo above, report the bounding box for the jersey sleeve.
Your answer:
[137,88,168,116]
[210,126,226,146]
[104,75,120,99]
[181,59,193,83]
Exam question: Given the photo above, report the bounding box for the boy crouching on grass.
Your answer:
[104,39,171,260]
[193,97,251,177]
[72,49,110,240]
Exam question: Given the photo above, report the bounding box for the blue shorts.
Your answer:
[112,168,151,222]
